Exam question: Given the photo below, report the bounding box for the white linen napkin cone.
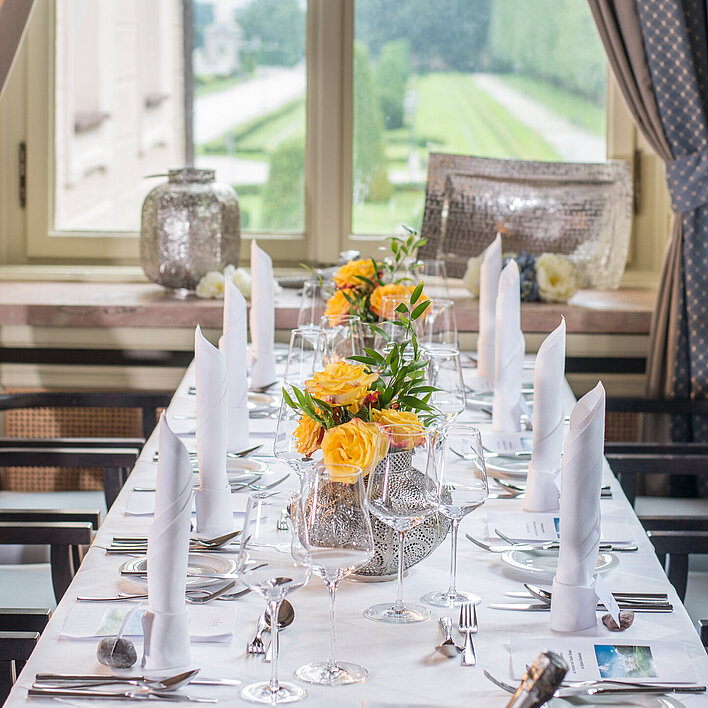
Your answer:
[142,414,193,672]
[476,233,502,383]
[220,278,250,452]
[194,325,233,537]
[550,382,606,633]
[249,240,277,389]
[523,317,566,512]
[492,260,526,432]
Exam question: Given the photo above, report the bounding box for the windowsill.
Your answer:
[0,276,655,334]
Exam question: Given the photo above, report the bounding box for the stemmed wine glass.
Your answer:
[421,424,488,607]
[374,294,416,353]
[296,463,374,685]
[419,299,459,352]
[412,259,450,299]
[297,279,333,328]
[364,423,442,623]
[237,491,312,704]
[318,314,364,366]
[274,393,318,475]
[426,348,466,424]
[283,327,324,388]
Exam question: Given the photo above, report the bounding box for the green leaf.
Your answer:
[363,347,387,366]
[410,281,424,305]
[367,323,389,339]
[282,388,298,411]
[354,274,377,289]
[395,302,409,315]
[407,385,437,395]
[399,396,432,411]
[311,397,332,412]
[348,354,377,366]
[411,299,431,320]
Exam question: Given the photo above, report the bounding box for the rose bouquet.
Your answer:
[324,227,429,324]
[284,282,436,478]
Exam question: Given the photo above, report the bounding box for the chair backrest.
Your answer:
[646,529,708,601]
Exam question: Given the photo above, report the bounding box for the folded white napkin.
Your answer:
[550,382,606,633]
[523,317,566,512]
[141,414,193,672]
[249,240,277,388]
[476,233,502,382]
[220,279,250,452]
[194,325,233,537]
[492,260,526,432]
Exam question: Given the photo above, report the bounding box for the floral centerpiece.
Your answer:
[284,283,449,577]
[324,227,429,324]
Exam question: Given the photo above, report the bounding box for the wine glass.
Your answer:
[421,424,488,607]
[297,279,333,328]
[274,391,319,475]
[296,463,374,685]
[374,294,413,353]
[426,348,466,424]
[283,327,324,388]
[364,424,442,623]
[419,298,459,352]
[238,491,312,704]
[318,314,364,366]
[413,259,450,299]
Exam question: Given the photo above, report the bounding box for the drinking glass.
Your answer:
[296,464,374,685]
[419,298,459,352]
[426,348,466,424]
[413,258,450,299]
[274,390,318,475]
[364,424,442,623]
[283,327,324,388]
[373,294,413,353]
[238,491,312,704]
[318,314,364,365]
[421,424,488,607]
[297,279,333,328]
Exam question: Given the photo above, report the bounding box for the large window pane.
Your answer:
[353,0,607,235]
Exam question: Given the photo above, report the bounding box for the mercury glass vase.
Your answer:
[140,168,240,292]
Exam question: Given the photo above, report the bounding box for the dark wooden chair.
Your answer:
[0,609,51,703]
[646,529,708,602]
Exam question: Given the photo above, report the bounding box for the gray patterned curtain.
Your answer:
[588,0,708,461]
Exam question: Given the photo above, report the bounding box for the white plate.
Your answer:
[484,456,529,479]
[501,549,618,581]
[120,553,238,588]
[549,696,683,708]
[248,392,279,410]
[226,458,268,474]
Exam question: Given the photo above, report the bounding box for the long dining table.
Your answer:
[6,354,708,708]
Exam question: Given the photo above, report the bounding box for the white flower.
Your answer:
[462,255,483,297]
[195,270,225,299]
[223,264,282,299]
[535,253,578,303]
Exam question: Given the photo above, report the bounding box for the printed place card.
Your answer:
[511,638,696,683]
[481,431,533,454]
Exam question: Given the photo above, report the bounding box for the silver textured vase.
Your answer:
[140,168,240,292]
[355,450,450,579]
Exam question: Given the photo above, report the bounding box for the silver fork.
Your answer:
[458,603,477,667]
[246,614,268,655]
[231,475,289,492]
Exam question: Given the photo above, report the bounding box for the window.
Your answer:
[0,0,670,285]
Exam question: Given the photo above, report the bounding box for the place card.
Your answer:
[511,638,696,683]
[481,431,533,454]
[486,512,634,543]
[60,603,238,643]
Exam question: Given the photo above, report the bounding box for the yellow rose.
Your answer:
[369,283,413,317]
[535,253,578,303]
[372,408,422,428]
[294,414,323,456]
[321,419,386,477]
[306,361,378,412]
[324,289,355,320]
[333,259,378,290]
[377,421,426,450]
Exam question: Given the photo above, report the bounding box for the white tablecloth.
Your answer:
[7,358,708,708]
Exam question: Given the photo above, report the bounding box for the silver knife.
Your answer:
[488,603,673,612]
[27,688,217,702]
[34,675,241,687]
[556,685,706,698]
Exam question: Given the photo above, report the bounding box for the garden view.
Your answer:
[194,0,606,235]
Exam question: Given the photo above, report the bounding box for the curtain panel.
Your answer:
[588,0,708,460]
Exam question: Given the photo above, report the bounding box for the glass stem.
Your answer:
[267,600,281,694]
[447,518,460,598]
[326,580,339,671]
[394,530,406,613]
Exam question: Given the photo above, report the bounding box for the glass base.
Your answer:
[240,681,307,704]
[295,661,368,686]
[364,601,430,624]
[420,590,481,608]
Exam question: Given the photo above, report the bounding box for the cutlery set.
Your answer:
[104,531,243,555]
[465,533,638,554]
[433,604,478,666]
[132,474,289,495]
[492,477,613,499]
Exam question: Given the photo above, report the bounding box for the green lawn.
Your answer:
[195,75,244,97]
[498,73,605,136]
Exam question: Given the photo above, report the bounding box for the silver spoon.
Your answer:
[263,600,295,662]
[435,616,462,658]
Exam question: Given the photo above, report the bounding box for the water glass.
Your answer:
[413,258,450,299]
[297,279,333,328]
[296,464,374,685]
[421,424,488,607]
[419,298,459,352]
[284,327,324,388]
[364,424,442,624]
[374,294,414,353]
[319,314,364,365]
[238,491,312,704]
[274,391,318,474]
[425,348,466,424]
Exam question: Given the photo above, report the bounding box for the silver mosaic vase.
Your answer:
[140,168,240,292]
[354,450,450,579]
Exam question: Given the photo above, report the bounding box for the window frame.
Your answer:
[0,0,669,285]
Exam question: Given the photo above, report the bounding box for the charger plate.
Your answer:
[501,549,618,582]
[120,553,238,588]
